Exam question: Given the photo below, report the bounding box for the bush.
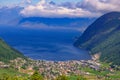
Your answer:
[30,71,44,80]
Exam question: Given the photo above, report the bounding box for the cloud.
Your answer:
[78,0,120,13]
[22,0,32,4]
[20,0,101,18]
[20,0,120,18]
[0,0,32,8]
[19,0,32,7]
[19,21,86,32]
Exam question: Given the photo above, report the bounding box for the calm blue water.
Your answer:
[0,26,91,61]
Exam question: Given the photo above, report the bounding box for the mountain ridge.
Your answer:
[74,12,120,65]
[0,38,25,63]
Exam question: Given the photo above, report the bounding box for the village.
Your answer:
[0,57,104,80]
[1,56,119,80]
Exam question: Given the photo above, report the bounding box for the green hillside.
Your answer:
[74,12,120,65]
[0,38,25,63]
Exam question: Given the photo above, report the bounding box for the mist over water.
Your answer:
[0,26,91,61]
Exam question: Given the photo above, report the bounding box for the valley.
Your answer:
[0,1,120,79]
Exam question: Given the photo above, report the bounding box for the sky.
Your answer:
[0,0,81,6]
[51,0,82,3]
[0,0,120,18]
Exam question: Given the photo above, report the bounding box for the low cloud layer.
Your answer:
[20,0,120,18]
[19,20,88,32]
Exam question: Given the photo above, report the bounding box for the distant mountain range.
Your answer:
[19,17,94,29]
[0,7,95,31]
[0,7,22,26]
[74,12,120,65]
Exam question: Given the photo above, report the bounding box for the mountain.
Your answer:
[19,17,94,28]
[18,17,96,32]
[0,38,25,63]
[74,12,120,65]
[0,7,23,26]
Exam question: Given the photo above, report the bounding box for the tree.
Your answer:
[77,75,87,80]
[30,71,44,80]
[55,75,69,80]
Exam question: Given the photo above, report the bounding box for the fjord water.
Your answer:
[0,27,91,61]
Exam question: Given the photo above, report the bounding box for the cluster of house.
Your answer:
[0,61,9,68]
[25,59,101,79]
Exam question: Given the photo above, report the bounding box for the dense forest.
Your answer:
[0,39,25,63]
